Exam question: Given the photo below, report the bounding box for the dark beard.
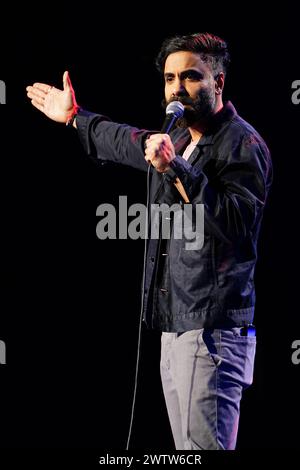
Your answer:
[162,88,215,128]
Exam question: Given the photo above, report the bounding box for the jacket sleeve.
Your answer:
[164,133,273,242]
[75,109,150,172]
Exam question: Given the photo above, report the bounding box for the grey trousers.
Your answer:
[160,328,256,450]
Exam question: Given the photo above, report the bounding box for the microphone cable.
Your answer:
[126,162,151,450]
[125,102,185,449]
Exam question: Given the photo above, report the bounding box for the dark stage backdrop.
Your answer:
[0,3,299,452]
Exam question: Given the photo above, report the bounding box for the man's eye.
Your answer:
[186,73,201,81]
[166,76,174,83]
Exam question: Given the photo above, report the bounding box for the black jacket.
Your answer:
[76,102,272,331]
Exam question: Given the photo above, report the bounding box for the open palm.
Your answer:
[26,71,77,123]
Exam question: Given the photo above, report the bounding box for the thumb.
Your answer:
[63,70,72,91]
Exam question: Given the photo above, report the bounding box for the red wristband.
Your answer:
[66,106,81,127]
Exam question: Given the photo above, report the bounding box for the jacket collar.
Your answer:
[172,101,237,154]
[197,100,237,146]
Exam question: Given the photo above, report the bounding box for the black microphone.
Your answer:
[161,101,185,134]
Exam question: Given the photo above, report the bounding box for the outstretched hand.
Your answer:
[26,71,78,123]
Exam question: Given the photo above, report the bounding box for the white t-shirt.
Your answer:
[182,139,200,161]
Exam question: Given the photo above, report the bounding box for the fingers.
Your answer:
[32,82,52,92]
[63,70,74,90]
[145,134,167,162]
[26,88,47,106]
[63,71,69,90]
[144,142,158,164]
[144,133,175,172]
[145,134,166,151]
[31,99,44,112]
[146,133,171,150]
[26,82,55,109]
[26,86,47,100]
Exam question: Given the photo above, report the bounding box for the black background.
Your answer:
[0,2,299,451]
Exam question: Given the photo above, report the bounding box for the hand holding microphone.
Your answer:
[144,101,190,203]
[144,133,176,173]
[144,101,184,171]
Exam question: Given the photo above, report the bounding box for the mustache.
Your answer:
[168,95,196,106]
[161,95,197,111]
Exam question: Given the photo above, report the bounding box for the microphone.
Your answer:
[161,101,185,133]
[160,101,189,203]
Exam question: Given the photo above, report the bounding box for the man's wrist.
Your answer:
[66,105,81,128]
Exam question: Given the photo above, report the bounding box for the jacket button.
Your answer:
[160,288,168,293]
[162,253,168,256]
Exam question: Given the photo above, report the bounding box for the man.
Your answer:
[26,32,272,450]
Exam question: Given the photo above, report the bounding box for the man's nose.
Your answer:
[171,80,187,97]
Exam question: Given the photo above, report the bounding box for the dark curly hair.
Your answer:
[155,32,231,77]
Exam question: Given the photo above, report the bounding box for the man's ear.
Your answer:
[215,72,225,95]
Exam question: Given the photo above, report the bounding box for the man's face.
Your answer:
[163,51,218,127]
